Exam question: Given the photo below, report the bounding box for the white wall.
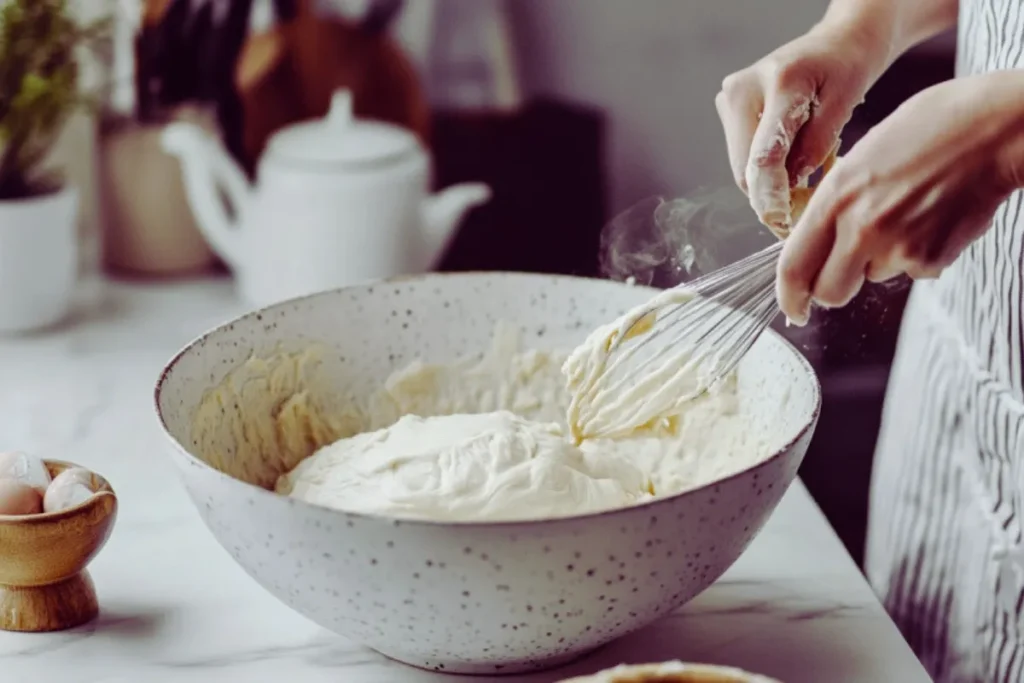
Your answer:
[507,0,827,214]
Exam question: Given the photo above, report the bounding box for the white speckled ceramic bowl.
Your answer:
[154,272,820,675]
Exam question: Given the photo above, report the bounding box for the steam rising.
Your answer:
[598,186,912,366]
[600,187,775,289]
[599,185,911,299]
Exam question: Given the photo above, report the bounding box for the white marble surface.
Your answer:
[0,277,931,683]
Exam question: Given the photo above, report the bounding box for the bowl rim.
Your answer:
[153,270,822,529]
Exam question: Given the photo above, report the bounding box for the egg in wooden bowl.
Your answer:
[0,455,117,632]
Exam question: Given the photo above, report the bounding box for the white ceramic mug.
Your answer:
[0,187,79,333]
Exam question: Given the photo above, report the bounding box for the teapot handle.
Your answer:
[203,152,251,265]
[162,123,252,268]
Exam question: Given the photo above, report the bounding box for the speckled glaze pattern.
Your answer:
[154,272,820,675]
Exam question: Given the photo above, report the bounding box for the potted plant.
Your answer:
[0,0,108,332]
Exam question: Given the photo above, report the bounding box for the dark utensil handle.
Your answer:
[135,0,194,120]
[272,0,297,22]
[189,2,219,100]
[361,0,404,35]
[208,0,253,164]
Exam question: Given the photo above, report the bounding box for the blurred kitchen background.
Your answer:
[20,0,956,568]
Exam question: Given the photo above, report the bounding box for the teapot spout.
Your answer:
[420,182,491,269]
[161,122,252,268]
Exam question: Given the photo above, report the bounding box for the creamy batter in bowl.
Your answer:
[155,272,820,675]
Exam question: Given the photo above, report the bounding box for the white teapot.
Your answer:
[161,90,490,306]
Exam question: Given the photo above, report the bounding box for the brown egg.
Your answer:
[0,451,51,494]
[0,478,44,515]
[43,468,96,513]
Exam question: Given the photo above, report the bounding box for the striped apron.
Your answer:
[865,1,1024,681]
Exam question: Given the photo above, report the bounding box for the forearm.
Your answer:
[891,0,960,51]
[820,0,959,68]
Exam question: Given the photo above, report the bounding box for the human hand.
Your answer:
[716,16,894,236]
[776,71,1024,324]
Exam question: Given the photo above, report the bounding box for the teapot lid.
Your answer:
[265,90,419,166]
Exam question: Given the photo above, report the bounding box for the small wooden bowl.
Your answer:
[0,460,117,632]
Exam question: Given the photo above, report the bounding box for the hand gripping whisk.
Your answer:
[565,240,784,442]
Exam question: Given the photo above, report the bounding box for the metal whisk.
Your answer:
[615,239,783,384]
[565,239,784,441]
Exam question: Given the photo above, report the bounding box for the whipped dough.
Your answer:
[263,316,767,521]
[565,287,727,442]
[367,322,568,427]
[276,411,653,521]
[190,344,357,489]
[193,311,776,522]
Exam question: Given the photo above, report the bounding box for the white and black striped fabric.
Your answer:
[865,1,1024,681]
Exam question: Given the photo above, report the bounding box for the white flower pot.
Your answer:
[0,186,79,333]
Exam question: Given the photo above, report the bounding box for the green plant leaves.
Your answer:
[0,0,109,198]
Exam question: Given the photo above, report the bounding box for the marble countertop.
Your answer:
[0,277,931,683]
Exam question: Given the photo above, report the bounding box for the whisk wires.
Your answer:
[565,240,783,442]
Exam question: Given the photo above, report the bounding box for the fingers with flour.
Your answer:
[865,253,908,282]
[786,85,850,184]
[745,91,816,230]
[811,211,872,308]
[775,171,840,324]
[716,73,763,192]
